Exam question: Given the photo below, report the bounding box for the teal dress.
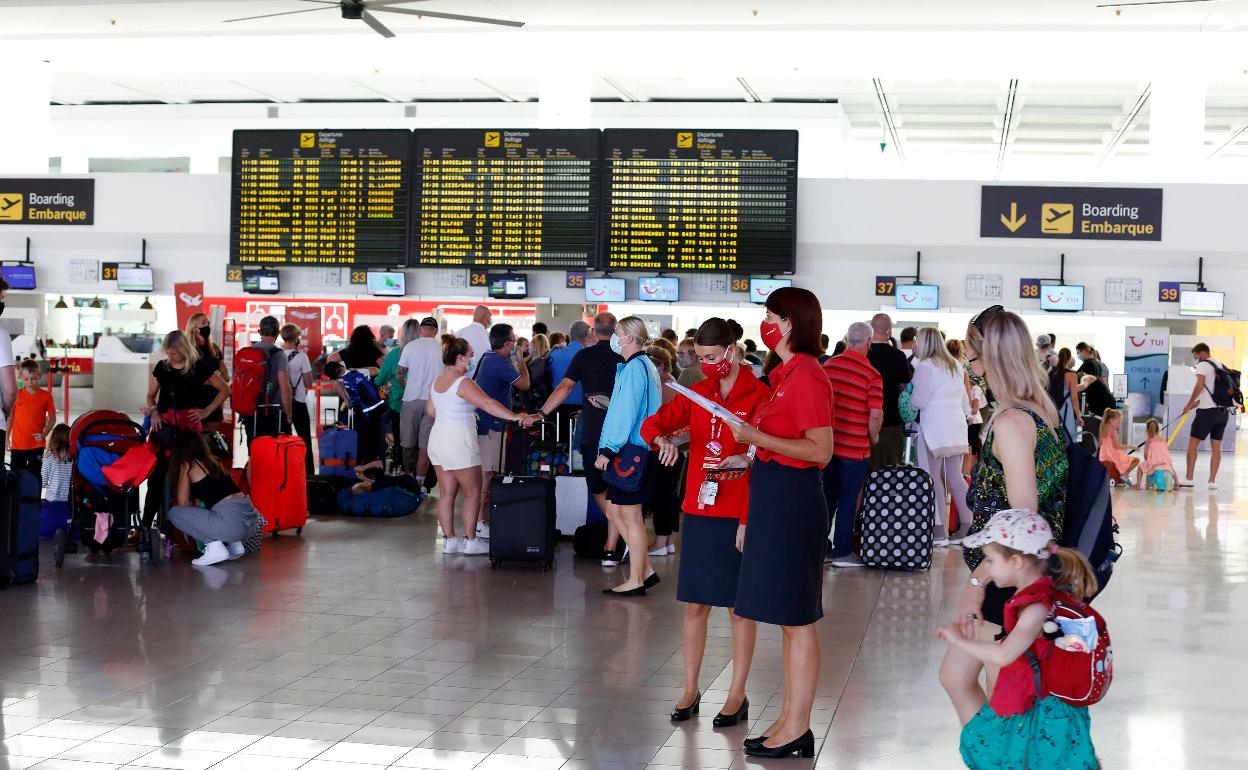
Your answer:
[960,697,1099,769]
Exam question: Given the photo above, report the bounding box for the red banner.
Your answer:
[174,281,205,331]
[286,306,323,361]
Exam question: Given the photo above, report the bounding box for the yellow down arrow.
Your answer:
[1000,202,1026,233]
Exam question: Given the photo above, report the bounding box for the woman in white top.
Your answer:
[910,328,972,546]
[427,335,535,556]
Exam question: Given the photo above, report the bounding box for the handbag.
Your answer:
[600,358,654,493]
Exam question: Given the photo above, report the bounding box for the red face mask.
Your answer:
[700,352,734,381]
[760,320,785,350]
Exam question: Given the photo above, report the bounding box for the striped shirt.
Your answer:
[42,454,72,502]
[823,350,883,461]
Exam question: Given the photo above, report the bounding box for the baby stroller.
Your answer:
[54,410,162,567]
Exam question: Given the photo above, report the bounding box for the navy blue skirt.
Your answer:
[677,513,742,608]
[735,460,827,627]
[606,450,659,506]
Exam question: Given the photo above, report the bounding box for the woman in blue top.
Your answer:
[595,316,663,597]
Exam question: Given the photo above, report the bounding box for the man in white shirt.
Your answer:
[1180,342,1231,489]
[397,317,444,486]
[0,278,17,461]
[457,305,491,374]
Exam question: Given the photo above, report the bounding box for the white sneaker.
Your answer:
[648,544,670,557]
[933,538,951,548]
[443,536,465,554]
[830,554,865,568]
[1208,482,1219,490]
[192,541,230,567]
[463,537,489,556]
[476,522,491,539]
[1179,479,1195,488]
[226,541,245,561]
[667,543,676,554]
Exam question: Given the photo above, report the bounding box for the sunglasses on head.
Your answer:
[971,304,1004,335]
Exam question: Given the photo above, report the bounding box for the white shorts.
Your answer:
[427,420,481,471]
[478,430,504,474]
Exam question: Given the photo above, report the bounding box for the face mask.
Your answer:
[760,320,785,351]
[197,326,211,339]
[384,339,397,348]
[700,351,734,381]
[609,334,623,355]
[676,353,693,369]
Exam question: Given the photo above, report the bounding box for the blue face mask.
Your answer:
[609,334,623,355]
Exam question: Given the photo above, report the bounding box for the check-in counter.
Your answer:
[92,334,159,414]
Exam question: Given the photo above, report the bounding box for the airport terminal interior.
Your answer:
[3,1,1248,768]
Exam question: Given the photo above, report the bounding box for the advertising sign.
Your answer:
[1125,326,1169,406]
[286,306,324,361]
[174,282,204,331]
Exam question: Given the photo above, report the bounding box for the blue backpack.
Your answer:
[1062,441,1122,599]
[340,370,385,418]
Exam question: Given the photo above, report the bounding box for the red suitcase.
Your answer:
[248,436,308,535]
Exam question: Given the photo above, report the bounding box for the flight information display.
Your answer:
[602,129,798,273]
[231,129,410,267]
[412,129,599,269]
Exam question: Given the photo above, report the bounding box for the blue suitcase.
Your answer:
[319,427,359,479]
[1,471,41,587]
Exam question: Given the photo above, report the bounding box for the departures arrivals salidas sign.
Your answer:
[0,178,95,225]
[980,185,1161,241]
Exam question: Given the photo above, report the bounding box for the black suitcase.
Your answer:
[858,465,936,571]
[489,425,557,570]
[0,471,41,587]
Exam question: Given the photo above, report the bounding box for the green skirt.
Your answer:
[960,697,1099,770]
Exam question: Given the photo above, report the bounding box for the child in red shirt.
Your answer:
[8,359,56,475]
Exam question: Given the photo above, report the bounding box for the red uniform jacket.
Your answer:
[640,367,772,524]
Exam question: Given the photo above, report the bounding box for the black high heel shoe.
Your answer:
[743,735,769,749]
[673,688,703,718]
[713,697,748,728]
[670,692,700,721]
[743,729,814,759]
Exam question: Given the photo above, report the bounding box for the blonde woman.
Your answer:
[910,327,973,545]
[938,307,1069,727]
[184,312,231,431]
[595,316,663,596]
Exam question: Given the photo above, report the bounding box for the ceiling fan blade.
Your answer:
[363,0,439,6]
[298,1,342,5]
[361,10,398,37]
[369,6,525,27]
[224,7,335,23]
[1095,0,1213,7]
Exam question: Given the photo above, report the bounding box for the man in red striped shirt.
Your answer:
[822,321,883,567]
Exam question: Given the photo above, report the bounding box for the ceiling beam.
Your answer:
[871,78,904,162]
[473,78,517,102]
[997,78,1019,172]
[1098,82,1150,165]
[1205,120,1248,161]
[227,80,295,103]
[736,76,762,103]
[601,76,640,102]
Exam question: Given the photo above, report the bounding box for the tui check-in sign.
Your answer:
[980,185,1161,241]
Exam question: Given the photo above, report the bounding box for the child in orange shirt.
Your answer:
[8,359,56,475]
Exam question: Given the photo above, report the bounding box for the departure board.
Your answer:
[412,129,599,269]
[231,129,410,267]
[601,129,798,273]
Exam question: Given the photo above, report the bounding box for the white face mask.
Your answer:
[609,334,623,355]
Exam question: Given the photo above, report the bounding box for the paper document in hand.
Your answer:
[664,380,747,427]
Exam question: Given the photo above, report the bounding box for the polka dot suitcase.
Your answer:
[858,465,936,571]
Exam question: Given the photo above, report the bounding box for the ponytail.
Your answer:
[1046,547,1099,600]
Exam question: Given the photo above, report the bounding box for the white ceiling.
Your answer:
[4,1,1248,173]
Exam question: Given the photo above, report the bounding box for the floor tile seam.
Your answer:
[814,569,888,758]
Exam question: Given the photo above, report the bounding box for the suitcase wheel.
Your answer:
[490,559,499,569]
[54,529,67,568]
[296,527,303,536]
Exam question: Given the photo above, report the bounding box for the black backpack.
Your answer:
[1062,441,1122,599]
[1206,362,1243,409]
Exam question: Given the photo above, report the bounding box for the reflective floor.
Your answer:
[1,451,1244,770]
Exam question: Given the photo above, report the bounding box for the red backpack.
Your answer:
[232,346,277,417]
[1005,580,1113,709]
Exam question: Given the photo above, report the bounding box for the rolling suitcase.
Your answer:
[0,471,41,587]
[319,425,359,479]
[489,424,556,571]
[858,465,936,571]
[249,435,308,535]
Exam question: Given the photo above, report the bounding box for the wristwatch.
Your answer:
[968,576,983,588]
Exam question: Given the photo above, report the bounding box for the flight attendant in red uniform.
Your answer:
[725,287,835,759]
[641,318,772,728]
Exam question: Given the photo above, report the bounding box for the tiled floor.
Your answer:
[2,452,1245,769]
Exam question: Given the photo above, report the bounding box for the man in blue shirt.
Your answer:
[473,323,530,538]
[546,320,590,443]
